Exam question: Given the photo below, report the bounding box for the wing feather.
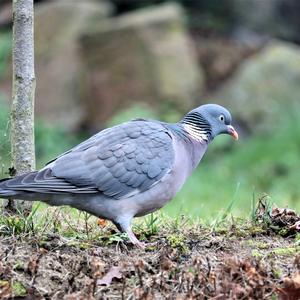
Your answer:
[3,120,175,199]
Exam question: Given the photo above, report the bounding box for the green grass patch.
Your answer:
[0,31,11,79]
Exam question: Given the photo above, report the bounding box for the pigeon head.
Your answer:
[181,104,238,142]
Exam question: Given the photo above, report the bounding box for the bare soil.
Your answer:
[1,222,300,300]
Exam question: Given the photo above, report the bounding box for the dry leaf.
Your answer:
[290,221,300,231]
[278,273,300,300]
[91,257,105,278]
[97,266,122,286]
[0,280,11,299]
[27,256,39,276]
[97,218,107,228]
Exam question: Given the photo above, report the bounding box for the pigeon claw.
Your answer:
[126,229,156,249]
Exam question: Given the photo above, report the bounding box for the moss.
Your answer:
[66,241,92,250]
[247,240,269,249]
[249,226,267,235]
[278,228,289,236]
[252,246,300,258]
[166,234,188,253]
[254,242,269,250]
[272,246,300,256]
[13,260,25,270]
[214,227,228,235]
[233,228,249,238]
[247,240,254,247]
[79,242,92,250]
[252,249,263,258]
[273,269,282,279]
[256,242,269,250]
[12,281,27,297]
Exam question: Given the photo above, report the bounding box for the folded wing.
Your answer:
[2,121,175,200]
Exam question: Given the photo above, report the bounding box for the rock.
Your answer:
[193,34,263,91]
[212,41,300,133]
[233,0,300,43]
[79,3,203,129]
[34,0,113,130]
[0,1,11,28]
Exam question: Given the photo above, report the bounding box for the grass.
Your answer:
[0,187,299,299]
[0,31,11,79]
[1,200,300,299]
[0,194,294,247]
[0,95,80,175]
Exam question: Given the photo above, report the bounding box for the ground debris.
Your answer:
[0,224,298,300]
[97,266,122,286]
[277,272,300,300]
[255,196,300,236]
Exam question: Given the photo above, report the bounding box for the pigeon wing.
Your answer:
[48,120,175,199]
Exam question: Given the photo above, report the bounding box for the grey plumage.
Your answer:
[0,104,238,247]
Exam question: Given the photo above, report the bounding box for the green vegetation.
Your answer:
[34,120,79,167]
[107,103,158,127]
[0,96,79,175]
[0,32,11,79]
[12,281,27,297]
[0,208,298,299]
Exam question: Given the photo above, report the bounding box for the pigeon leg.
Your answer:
[125,227,146,249]
[126,229,157,248]
[114,218,157,248]
[114,218,145,248]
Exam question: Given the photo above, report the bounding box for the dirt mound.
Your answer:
[1,224,300,299]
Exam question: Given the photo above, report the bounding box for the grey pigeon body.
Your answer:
[0,104,238,247]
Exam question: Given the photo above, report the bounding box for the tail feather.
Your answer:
[0,168,97,197]
[0,189,19,197]
[0,176,28,198]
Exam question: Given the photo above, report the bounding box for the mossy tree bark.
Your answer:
[4,0,36,214]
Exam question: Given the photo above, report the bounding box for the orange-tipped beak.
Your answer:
[228,125,239,140]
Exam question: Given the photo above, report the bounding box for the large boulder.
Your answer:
[212,41,300,133]
[233,0,300,43]
[33,0,112,130]
[79,3,204,129]
[0,0,11,28]
[193,34,263,91]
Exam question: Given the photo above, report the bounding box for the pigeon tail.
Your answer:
[0,188,19,198]
[0,176,32,198]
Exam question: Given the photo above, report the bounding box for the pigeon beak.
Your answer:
[227,125,239,140]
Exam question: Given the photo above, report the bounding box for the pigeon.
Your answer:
[0,104,238,247]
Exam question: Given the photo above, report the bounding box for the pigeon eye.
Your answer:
[219,115,225,123]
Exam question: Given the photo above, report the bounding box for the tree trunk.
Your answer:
[4,0,36,214]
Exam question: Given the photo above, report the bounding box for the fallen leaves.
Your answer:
[97,219,107,228]
[255,196,300,236]
[97,266,122,286]
[277,273,300,300]
[1,219,300,299]
[0,280,11,300]
[27,248,48,276]
[211,257,273,298]
[271,207,300,228]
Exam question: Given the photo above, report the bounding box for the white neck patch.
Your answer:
[183,124,209,143]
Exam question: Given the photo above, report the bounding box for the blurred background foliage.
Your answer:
[0,0,300,220]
